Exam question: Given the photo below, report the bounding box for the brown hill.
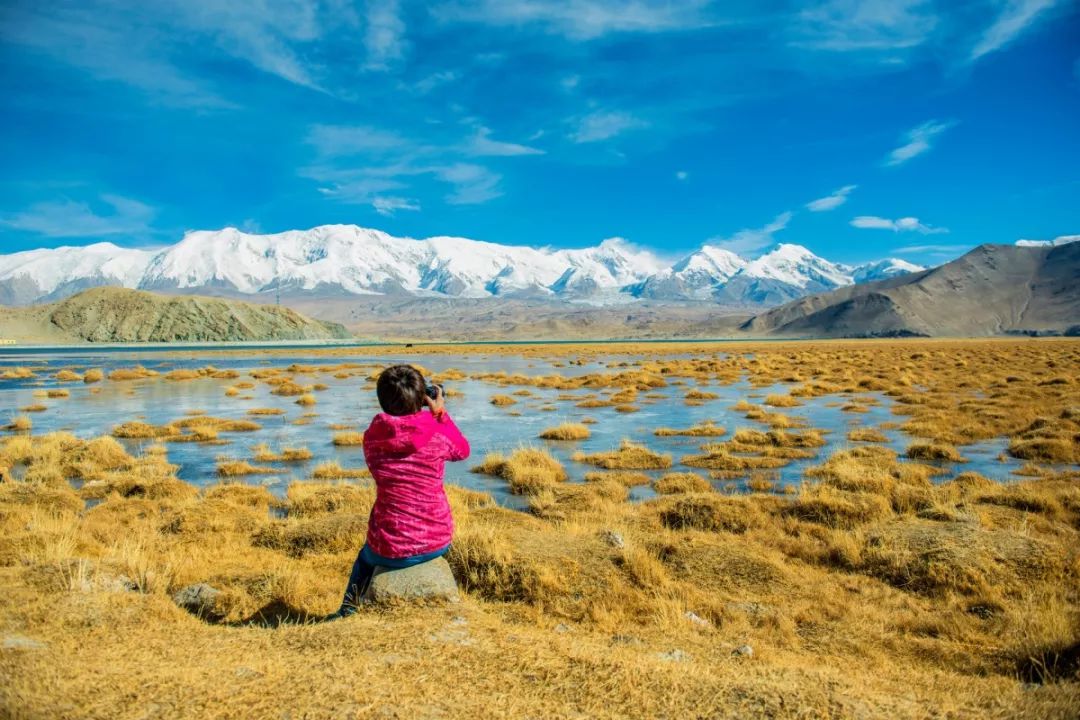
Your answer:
[0,287,350,343]
[742,242,1080,337]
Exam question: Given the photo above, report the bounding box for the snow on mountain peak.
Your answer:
[0,223,933,306]
[742,243,851,288]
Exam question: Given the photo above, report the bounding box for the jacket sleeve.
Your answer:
[435,411,471,461]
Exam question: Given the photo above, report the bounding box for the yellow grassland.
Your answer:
[0,339,1078,717]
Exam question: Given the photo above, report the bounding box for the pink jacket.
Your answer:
[361,409,470,558]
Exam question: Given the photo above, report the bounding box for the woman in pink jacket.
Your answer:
[335,364,470,617]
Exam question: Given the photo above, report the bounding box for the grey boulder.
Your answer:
[362,557,459,605]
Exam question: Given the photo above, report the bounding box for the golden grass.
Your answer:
[848,427,889,443]
[295,393,317,407]
[764,393,802,407]
[331,431,364,447]
[653,421,726,437]
[216,459,285,477]
[2,340,1079,718]
[83,368,104,383]
[490,394,518,406]
[471,447,567,495]
[5,415,33,432]
[653,472,712,494]
[247,408,286,416]
[252,444,313,463]
[583,470,651,486]
[108,366,157,381]
[310,461,372,480]
[19,404,48,413]
[538,423,591,441]
[46,389,70,399]
[906,443,967,462]
[573,440,672,470]
[54,369,83,382]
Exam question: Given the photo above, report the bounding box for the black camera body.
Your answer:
[424,383,443,400]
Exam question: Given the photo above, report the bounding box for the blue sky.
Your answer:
[0,0,1077,266]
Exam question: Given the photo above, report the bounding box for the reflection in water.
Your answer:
[0,349,1029,507]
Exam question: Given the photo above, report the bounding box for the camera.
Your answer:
[424,383,443,400]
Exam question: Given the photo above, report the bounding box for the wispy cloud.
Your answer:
[1,194,156,238]
[851,215,947,233]
[304,121,530,209]
[570,110,647,143]
[432,0,714,40]
[372,196,421,216]
[306,124,410,157]
[363,0,407,70]
[465,127,545,156]
[884,120,954,166]
[893,243,969,255]
[0,1,340,106]
[437,164,504,205]
[791,0,938,52]
[806,184,857,211]
[969,0,1061,63]
[675,171,689,181]
[708,211,793,254]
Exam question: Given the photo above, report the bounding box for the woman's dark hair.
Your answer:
[376,364,426,416]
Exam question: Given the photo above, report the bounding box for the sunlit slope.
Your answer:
[0,287,349,343]
[743,242,1080,337]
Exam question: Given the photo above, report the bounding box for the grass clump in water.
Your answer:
[573,440,672,470]
[538,423,591,441]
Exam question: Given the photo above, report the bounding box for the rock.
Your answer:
[658,649,690,662]
[362,557,459,605]
[684,611,710,628]
[599,530,625,548]
[173,583,223,618]
[554,623,571,633]
[734,644,754,658]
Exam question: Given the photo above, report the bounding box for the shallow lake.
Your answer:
[1,348,1031,508]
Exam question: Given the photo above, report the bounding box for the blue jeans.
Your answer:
[338,543,451,613]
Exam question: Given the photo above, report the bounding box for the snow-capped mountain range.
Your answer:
[0,225,925,307]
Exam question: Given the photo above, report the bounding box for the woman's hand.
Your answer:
[424,384,446,418]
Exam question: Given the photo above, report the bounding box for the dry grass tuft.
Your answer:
[490,394,518,407]
[906,443,967,462]
[471,447,567,495]
[653,472,712,495]
[573,440,671,470]
[331,431,364,447]
[654,421,726,437]
[848,428,889,443]
[538,423,591,440]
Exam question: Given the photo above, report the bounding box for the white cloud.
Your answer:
[1,194,156,238]
[792,0,938,52]
[893,243,969,255]
[372,196,421,216]
[0,1,340,105]
[970,0,1061,63]
[432,0,714,40]
[570,110,647,143]
[364,0,406,70]
[437,163,503,205]
[884,120,954,166]
[306,124,410,157]
[466,127,545,156]
[806,184,857,211]
[675,171,688,181]
[851,215,947,234]
[708,211,793,254]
